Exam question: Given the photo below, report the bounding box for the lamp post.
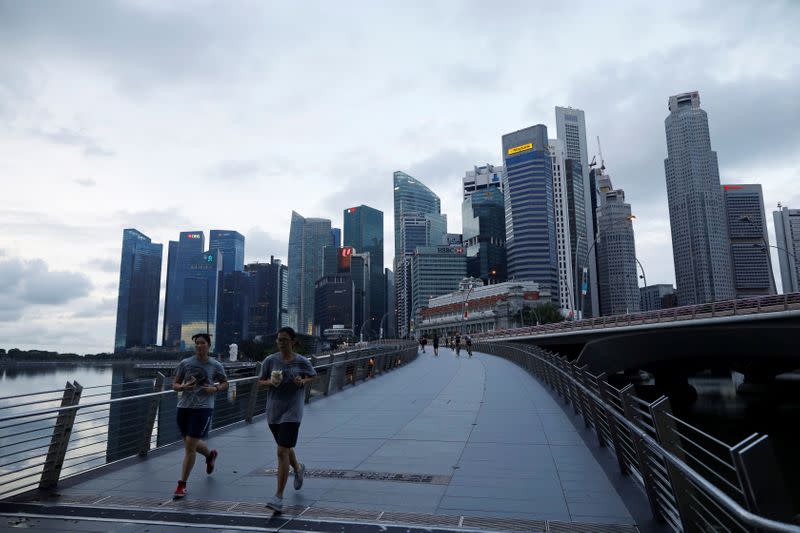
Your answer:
[461,284,475,336]
[634,257,648,288]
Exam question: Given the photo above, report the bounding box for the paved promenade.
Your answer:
[3,348,656,532]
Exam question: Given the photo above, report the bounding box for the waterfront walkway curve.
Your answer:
[2,349,654,532]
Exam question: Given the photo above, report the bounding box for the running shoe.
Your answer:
[265,495,283,513]
[174,481,187,498]
[206,449,218,474]
[294,463,305,490]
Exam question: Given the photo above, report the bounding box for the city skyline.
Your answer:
[2,2,798,353]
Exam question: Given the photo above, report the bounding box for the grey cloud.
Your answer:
[560,44,800,210]
[72,297,117,319]
[443,64,504,92]
[30,127,114,157]
[86,258,119,273]
[245,227,287,264]
[208,160,261,182]
[74,178,97,187]
[0,256,92,320]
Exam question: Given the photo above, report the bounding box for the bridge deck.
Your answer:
[6,349,652,532]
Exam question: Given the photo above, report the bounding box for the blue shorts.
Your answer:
[177,408,213,439]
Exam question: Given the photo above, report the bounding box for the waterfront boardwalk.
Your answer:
[3,349,660,532]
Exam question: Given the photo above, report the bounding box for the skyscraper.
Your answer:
[410,246,467,334]
[245,256,288,338]
[180,249,222,351]
[313,274,354,337]
[215,271,251,355]
[548,140,575,314]
[209,230,245,273]
[640,284,676,311]
[287,211,332,335]
[393,171,444,337]
[344,205,385,339]
[556,106,598,317]
[595,172,640,315]
[722,184,776,297]
[162,231,205,347]
[331,228,341,248]
[664,91,734,305]
[384,268,395,338]
[114,229,163,352]
[463,164,504,199]
[501,124,559,304]
[462,185,507,285]
[774,205,800,293]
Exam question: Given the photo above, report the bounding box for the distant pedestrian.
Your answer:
[465,335,473,357]
[454,334,461,356]
[260,327,318,514]
[432,334,439,356]
[172,333,228,498]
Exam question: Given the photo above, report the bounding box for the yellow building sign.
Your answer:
[507,142,533,155]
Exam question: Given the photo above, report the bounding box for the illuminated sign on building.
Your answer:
[338,246,353,272]
[507,143,533,156]
[723,185,744,190]
[346,208,357,214]
[186,233,202,239]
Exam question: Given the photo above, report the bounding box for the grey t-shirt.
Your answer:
[260,352,316,424]
[175,356,227,409]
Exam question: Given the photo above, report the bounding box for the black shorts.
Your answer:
[177,408,213,439]
[269,422,301,448]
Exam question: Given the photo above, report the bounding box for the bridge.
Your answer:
[0,342,798,532]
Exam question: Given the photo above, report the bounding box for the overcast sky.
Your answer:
[1,1,798,354]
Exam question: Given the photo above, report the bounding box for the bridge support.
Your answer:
[39,381,83,491]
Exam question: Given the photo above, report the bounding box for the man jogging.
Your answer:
[172,333,228,498]
[259,327,317,513]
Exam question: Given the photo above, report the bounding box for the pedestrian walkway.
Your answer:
[4,349,653,532]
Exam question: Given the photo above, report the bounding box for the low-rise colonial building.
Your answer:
[418,279,549,337]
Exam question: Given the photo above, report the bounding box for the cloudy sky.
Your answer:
[1,1,798,354]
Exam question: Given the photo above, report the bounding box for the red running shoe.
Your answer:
[206,449,218,474]
[174,481,187,498]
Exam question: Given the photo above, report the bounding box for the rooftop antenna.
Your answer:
[597,136,606,171]
[588,155,597,169]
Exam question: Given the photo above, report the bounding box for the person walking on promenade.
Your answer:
[454,334,461,356]
[259,327,318,513]
[465,334,473,357]
[432,333,439,356]
[172,333,228,498]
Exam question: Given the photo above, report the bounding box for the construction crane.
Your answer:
[588,155,597,169]
[597,136,606,171]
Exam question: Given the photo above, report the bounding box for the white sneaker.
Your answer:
[294,463,305,490]
[266,495,283,513]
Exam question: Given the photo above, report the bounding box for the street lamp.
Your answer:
[461,284,475,335]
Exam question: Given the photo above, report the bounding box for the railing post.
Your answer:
[138,373,165,456]
[598,379,629,475]
[650,396,697,530]
[39,381,83,490]
[731,434,794,522]
[245,362,263,423]
[620,385,662,522]
[591,372,607,447]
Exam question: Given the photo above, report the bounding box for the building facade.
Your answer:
[640,284,677,312]
[384,268,395,338]
[664,91,735,305]
[287,211,332,335]
[596,174,640,315]
[556,106,598,317]
[419,280,550,336]
[245,256,288,339]
[410,246,467,335]
[344,205,385,339]
[773,205,800,293]
[462,186,507,286]
[501,124,559,304]
[393,171,444,337]
[180,250,222,351]
[215,271,251,356]
[162,231,205,347]
[463,164,504,199]
[548,139,575,315]
[721,184,776,297]
[209,230,244,273]
[114,229,163,352]
[313,274,354,337]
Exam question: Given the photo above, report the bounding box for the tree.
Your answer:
[523,302,564,325]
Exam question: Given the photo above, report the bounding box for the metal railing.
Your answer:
[477,292,800,340]
[0,341,417,501]
[476,342,800,533]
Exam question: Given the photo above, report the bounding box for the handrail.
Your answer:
[0,344,402,425]
[469,291,800,340]
[485,342,800,532]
